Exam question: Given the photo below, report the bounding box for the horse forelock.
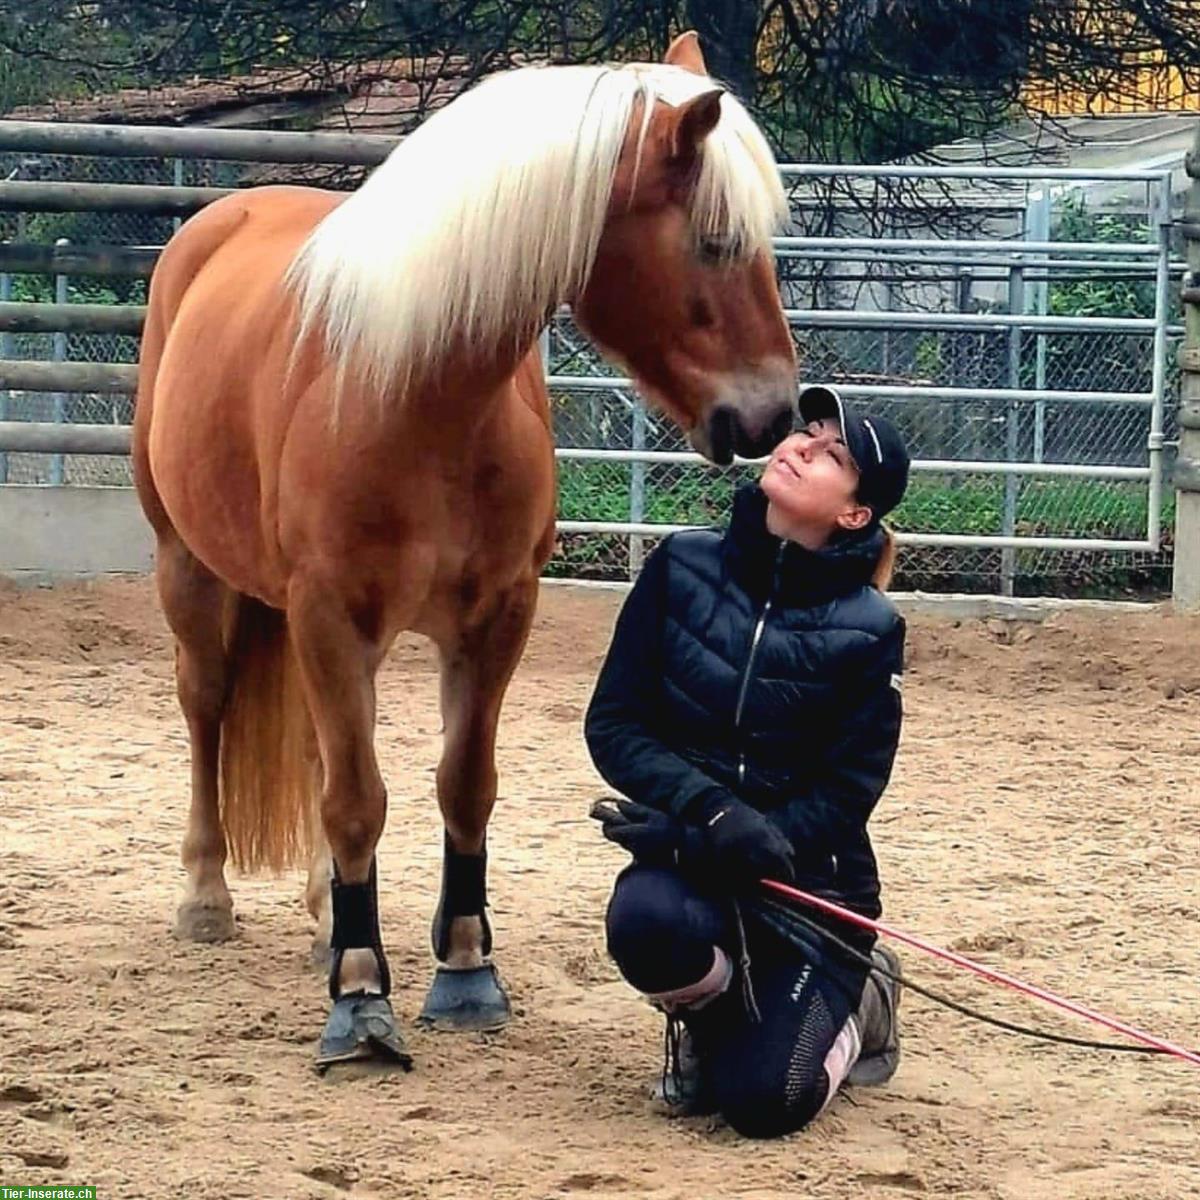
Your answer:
[285,61,786,395]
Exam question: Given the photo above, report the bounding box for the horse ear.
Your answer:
[665,31,708,76]
[671,89,724,161]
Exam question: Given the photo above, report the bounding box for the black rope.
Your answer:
[663,1012,684,1104]
[750,894,1200,1059]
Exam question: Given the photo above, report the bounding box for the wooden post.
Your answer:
[0,268,9,484]
[629,400,647,578]
[1001,263,1024,596]
[50,242,68,485]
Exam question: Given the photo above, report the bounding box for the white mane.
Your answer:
[287,61,786,393]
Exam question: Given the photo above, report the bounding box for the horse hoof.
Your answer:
[175,901,235,943]
[316,993,413,1072]
[417,964,511,1032]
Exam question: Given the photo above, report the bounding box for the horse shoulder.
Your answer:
[156,187,343,296]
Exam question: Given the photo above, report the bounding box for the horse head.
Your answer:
[574,33,797,465]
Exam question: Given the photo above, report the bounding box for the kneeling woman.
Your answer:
[586,385,910,1137]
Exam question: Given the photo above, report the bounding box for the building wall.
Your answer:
[1025,51,1199,116]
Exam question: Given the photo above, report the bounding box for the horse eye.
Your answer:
[696,235,738,264]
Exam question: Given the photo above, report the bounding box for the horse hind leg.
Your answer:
[155,535,238,942]
[305,795,333,967]
[419,577,539,1032]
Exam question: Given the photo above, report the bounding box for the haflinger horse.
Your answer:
[133,31,797,1069]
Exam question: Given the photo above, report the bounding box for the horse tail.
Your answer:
[219,596,320,874]
[871,524,897,592]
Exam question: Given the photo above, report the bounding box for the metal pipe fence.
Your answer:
[549,159,1177,595]
[0,123,1184,597]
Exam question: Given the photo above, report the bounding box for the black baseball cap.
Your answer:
[797,384,911,520]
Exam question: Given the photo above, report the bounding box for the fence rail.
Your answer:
[0,421,1160,485]
[777,162,1177,182]
[776,236,1162,257]
[0,420,131,454]
[0,301,146,334]
[0,180,233,214]
[0,119,394,164]
[0,330,1168,399]
[0,122,1186,596]
[556,521,1156,554]
[0,242,157,278]
[0,360,137,392]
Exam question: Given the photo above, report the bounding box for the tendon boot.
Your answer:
[846,943,902,1087]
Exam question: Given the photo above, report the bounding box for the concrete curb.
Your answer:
[540,577,1167,621]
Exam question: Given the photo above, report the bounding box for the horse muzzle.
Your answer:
[689,370,797,466]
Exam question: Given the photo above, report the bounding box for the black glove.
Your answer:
[589,797,702,867]
[689,794,796,885]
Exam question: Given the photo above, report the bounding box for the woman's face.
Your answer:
[759,418,872,546]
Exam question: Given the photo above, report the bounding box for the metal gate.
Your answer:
[548,164,1175,594]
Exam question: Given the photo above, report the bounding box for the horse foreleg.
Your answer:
[288,581,410,1071]
[419,577,538,1031]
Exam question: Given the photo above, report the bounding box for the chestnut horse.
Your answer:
[133,32,796,1068]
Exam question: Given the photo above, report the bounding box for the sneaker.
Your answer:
[650,1016,717,1116]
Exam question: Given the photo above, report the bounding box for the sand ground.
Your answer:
[1,578,1198,1200]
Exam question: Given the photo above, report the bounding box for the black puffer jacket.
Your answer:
[585,485,904,920]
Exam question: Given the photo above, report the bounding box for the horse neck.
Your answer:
[382,332,545,444]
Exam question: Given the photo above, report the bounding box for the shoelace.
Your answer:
[731,898,762,1023]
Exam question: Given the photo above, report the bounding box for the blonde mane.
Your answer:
[287,61,786,393]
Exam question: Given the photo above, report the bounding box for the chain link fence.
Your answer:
[0,151,1181,597]
[0,152,246,485]
[552,167,1179,596]
[549,322,1178,595]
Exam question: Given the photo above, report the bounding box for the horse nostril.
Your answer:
[729,405,792,461]
[711,398,793,463]
[707,407,736,466]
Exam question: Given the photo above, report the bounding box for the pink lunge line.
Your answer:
[760,878,1200,1070]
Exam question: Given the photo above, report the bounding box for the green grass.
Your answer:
[555,461,1172,541]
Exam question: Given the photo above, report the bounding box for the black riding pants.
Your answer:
[606,864,870,1138]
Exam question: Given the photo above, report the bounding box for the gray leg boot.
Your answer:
[846,944,902,1087]
[651,1018,714,1115]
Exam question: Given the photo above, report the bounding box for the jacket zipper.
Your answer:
[733,544,787,786]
